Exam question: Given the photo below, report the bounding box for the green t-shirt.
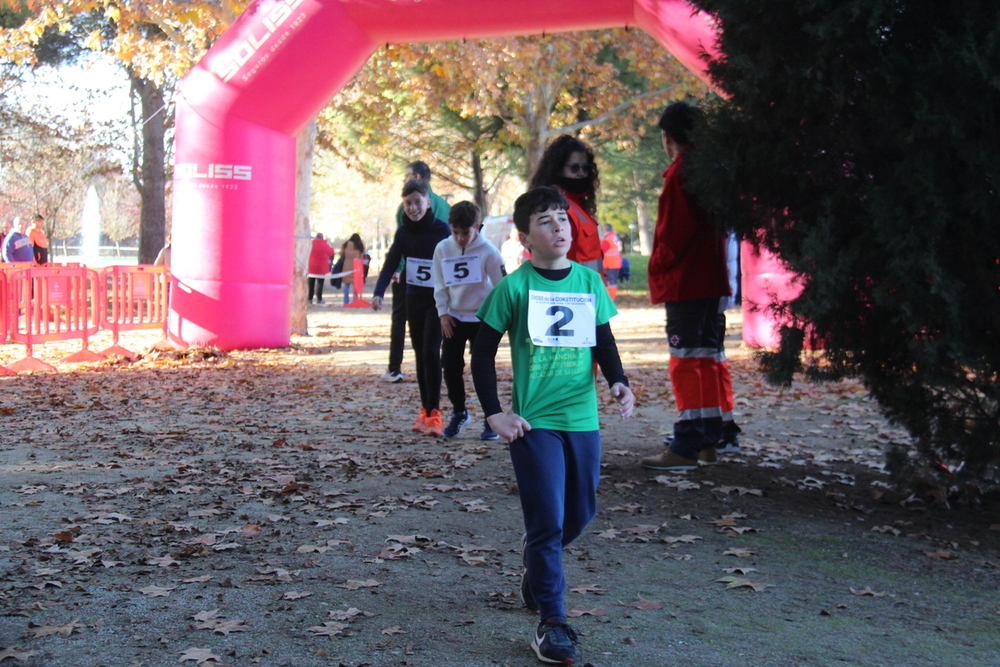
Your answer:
[477,262,617,431]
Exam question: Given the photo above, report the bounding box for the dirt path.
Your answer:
[0,304,997,667]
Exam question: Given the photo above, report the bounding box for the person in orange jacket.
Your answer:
[29,214,48,265]
[600,223,623,301]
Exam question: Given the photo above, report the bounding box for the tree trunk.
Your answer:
[132,75,167,265]
[471,151,488,216]
[291,119,317,337]
[525,114,547,183]
[632,169,653,255]
[635,197,652,255]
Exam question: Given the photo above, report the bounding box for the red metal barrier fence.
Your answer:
[100,265,173,360]
[0,264,177,372]
[6,266,103,372]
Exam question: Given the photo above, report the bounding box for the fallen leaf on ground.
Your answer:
[715,576,774,592]
[850,587,888,597]
[619,596,662,610]
[207,619,250,635]
[27,621,84,638]
[283,591,312,600]
[716,486,763,497]
[178,647,223,664]
[924,550,956,560]
[190,610,221,622]
[567,606,607,617]
[328,607,370,621]
[306,622,349,637]
[653,476,701,490]
[723,547,756,557]
[662,535,702,544]
[570,584,606,595]
[147,556,181,568]
[337,579,381,590]
[137,585,175,597]
[0,647,36,662]
[381,626,406,635]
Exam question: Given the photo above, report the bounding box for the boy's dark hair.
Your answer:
[513,186,568,233]
[658,101,702,147]
[401,179,430,198]
[449,201,481,230]
[406,160,431,181]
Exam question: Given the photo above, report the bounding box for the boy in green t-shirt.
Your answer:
[472,186,634,665]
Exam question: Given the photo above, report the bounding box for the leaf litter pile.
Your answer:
[0,307,997,667]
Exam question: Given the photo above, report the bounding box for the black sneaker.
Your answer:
[520,533,538,613]
[443,410,471,438]
[531,616,578,665]
[664,433,742,455]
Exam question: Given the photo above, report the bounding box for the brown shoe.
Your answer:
[641,449,699,471]
[699,447,719,466]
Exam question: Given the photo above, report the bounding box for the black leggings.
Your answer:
[308,277,324,301]
[406,291,442,412]
[442,319,481,413]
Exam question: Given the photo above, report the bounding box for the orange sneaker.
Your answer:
[411,407,428,432]
[423,409,444,436]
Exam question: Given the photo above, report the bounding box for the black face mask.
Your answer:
[555,175,593,194]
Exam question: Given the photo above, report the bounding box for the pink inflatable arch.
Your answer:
[169,0,721,349]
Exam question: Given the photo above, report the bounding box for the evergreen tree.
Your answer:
[687,0,1000,496]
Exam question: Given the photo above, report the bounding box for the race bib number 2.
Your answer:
[406,258,434,287]
[527,290,597,347]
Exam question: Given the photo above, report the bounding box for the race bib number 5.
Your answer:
[442,255,482,286]
[527,290,597,347]
[406,258,434,287]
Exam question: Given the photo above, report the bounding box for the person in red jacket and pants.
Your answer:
[642,101,731,471]
[308,233,336,304]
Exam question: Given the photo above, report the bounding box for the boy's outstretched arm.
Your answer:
[471,323,531,443]
[593,323,634,420]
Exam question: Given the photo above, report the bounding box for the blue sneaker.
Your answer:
[531,616,578,664]
[480,422,500,441]
[443,410,471,438]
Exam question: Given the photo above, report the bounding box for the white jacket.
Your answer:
[432,232,506,321]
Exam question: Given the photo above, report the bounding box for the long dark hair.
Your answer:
[342,233,365,255]
[529,134,600,216]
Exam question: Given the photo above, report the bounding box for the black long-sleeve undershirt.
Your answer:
[471,266,628,419]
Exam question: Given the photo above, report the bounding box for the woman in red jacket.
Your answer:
[529,135,603,274]
[308,233,336,304]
